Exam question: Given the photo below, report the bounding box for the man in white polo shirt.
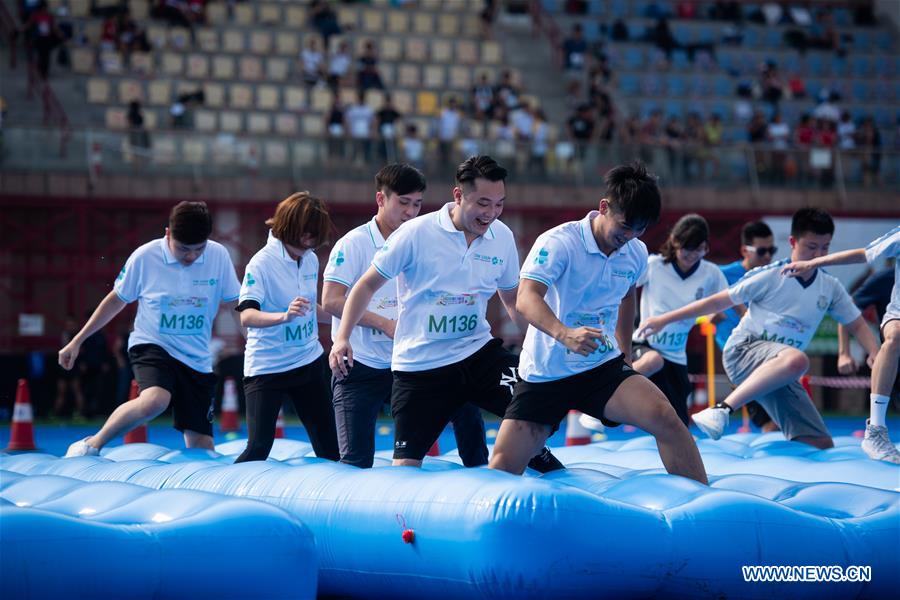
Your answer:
[322,163,489,468]
[60,201,241,456]
[638,208,880,449]
[488,162,708,484]
[329,155,562,470]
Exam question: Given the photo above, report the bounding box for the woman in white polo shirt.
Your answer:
[631,214,727,425]
[234,192,340,463]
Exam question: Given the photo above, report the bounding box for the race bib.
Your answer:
[563,310,614,363]
[363,296,397,345]
[424,292,480,340]
[160,296,208,336]
[648,323,690,350]
[284,313,317,347]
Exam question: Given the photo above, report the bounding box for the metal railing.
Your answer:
[1,125,898,195]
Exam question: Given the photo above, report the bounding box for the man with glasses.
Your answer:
[716,220,780,432]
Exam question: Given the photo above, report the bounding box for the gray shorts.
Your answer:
[722,335,830,441]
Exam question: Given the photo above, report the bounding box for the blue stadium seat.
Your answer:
[852,81,870,102]
[830,55,847,77]
[851,56,871,77]
[806,54,825,76]
[620,73,639,95]
[783,53,801,73]
[671,49,690,70]
[625,46,644,69]
[665,100,684,118]
[833,8,851,26]
[852,31,872,51]
[742,27,759,47]
[640,73,662,95]
[541,0,556,13]
[639,100,660,117]
[582,21,601,41]
[713,76,733,97]
[764,28,782,48]
[667,74,687,96]
[588,0,606,16]
[610,0,628,19]
[872,55,890,77]
[873,106,893,127]
[696,25,716,45]
[874,31,892,51]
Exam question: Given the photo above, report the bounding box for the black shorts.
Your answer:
[391,338,516,461]
[506,354,639,428]
[128,343,216,436]
[633,343,691,426]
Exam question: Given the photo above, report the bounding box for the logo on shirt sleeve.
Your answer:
[244,272,256,286]
[331,250,345,267]
[534,248,549,265]
[116,266,126,281]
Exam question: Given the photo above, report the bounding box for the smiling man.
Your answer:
[61,201,241,457]
[328,155,561,471]
[488,162,707,483]
[638,207,880,449]
[322,163,489,468]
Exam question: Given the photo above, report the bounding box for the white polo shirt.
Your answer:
[518,211,648,382]
[371,202,520,372]
[727,259,860,352]
[637,255,728,365]
[865,226,899,325]
[323,217,396,370]
[240,232,323,377]
[114,238,240,373]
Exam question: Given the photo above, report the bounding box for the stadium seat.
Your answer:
[398,64,421,88]
[449,66,471,90]
[482,41,502,64]
[220,111,243,133]
[206,2,227,25]
[405,38,428,62]
[851,56,871,77]
[194,109,218,132]
[233,3,254,26]
[439,14,460,37]
[229,85,253,110]
[239,57,264,82]
[98,51,123,75]
[284,87,307,111]
[71,48,95,74]
[259,4,282,26]
[364,9,387,33]
[417,91,439,116]
[250,31,273,55]
[169,28,190,50]
[380,38,402,61]
[266,58,290,82]
[223,30,245,54]
[432,40,453,63]
[183,140,207,165]
[202,83,224,108]
[248,113,272,135]
[456,41,478,64]
[311,87,332,112]
[275,114,299,136]
[118,79,143,104]
[104,107,127,130]
[424,65,446,89]
[257,86,280,111]
[265,141,289,167]
[196,29,218,52]
[388,11,409,34]
[286,6,306,28]
[186,54,209,79]
[161,52,184,76]
[302,115,325,136]
[148,80,173,106]
[277,33,299,56]
[87,78,111,104]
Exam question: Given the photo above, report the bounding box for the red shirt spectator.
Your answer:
[795,115,815,146]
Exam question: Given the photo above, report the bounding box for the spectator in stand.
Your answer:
[437,96,463,164]
[701,113,723,179]
[564,79,582,112]
[376,93,402,162]
[127,100,151,165]
[401,123,424,170]
[345,90,374,164]
[480,0,496,39]
[610,18,629,41]
[562,23,588,79]
[787,72,806,99]
[588,61,613,100]
[530,108,549,175]
[813,89,841,123]
[151,1,196,43]
[22,1,63,79]
[510,100,534,142]
[813,117,837,187]
[567,102,594,163]
[308,0,342,47]
[494,70,520,111]
[663,115,685,182]
[472,72,495,120]
[594,89,615,142]
[682,112,704,180]
[327,40,352,95]
[857,116,881,187]
[325,96,346,160]
[357,40,384,92]
[837,111,856,150]
[99,13,117,52]
[766,112,791,183]
[747,110,767,143]
[639,109,664,168]
[760,60,784,106]
[300,37,324,90]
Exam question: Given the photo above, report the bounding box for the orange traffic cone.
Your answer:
[426,440,440,456]
[800,375,813,399]
[123,380,147,443]
[565,410,591,446]
[689,378,708,416]
[274,408,285,439]
[219,377,240,432]
[6,379,36,451]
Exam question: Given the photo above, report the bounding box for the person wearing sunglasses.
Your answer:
[716,220,780,433]
[638,208,879,449]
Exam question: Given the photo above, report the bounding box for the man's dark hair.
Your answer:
[660,213,709,263]
[604,161,661,226]
[741,220,773,245]
[375,163,426,197]
[455,155,508,192]
[169,201,212,244]
[791,207,834,238]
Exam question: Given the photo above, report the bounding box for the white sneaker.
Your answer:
[861,421,900,464]
[691,407,729,440]
[65,437,99,458]
[578,413,606,433]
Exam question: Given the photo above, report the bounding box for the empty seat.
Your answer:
[196,29,219,52]
[87,78,111,103]
[250,31,273,55]
[285,86,307,110]
[71,48,95,74]
[194,109,218,132]
[482,41,502,64]
[275,113,299,136]
[148,80,172,106]
[240,57,264,81]
[276,32,299,56]
[405,38,428,62]
[220,111,243,133]
[247,113,272,134]
[388,11,409,33]
[265,141,289,167]
[257,85,280,111]
[105,107,127,129]
[233,3,254,25]
[212,56,235,79]
[398,64,421,87]
[223,30,245,53]
[186,54,209,79]
[424,65,445,88]
[118,79,143,103]
[202,82,225,108]
[229,84,254,109]
[266,57,290,82]
[258,3,282,25]
[432,40,453,63]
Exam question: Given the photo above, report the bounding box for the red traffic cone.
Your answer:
[565,410,591,446]
[274,408,285,439]
[219,377,240,433]
[426,440,440,456]
[6,379,36,451]
[123,380,147,443]
[800,375,813,399]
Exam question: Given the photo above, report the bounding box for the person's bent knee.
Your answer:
[782,350,809,376]
[139,388,171,418]
[881,329,900,354]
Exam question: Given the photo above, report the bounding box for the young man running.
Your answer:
[328,155,561,471]
[61,201,241,456]
[322,164,489,468]
[639,208,880,449]
[488,162,707,483]
[782,225,899,462]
